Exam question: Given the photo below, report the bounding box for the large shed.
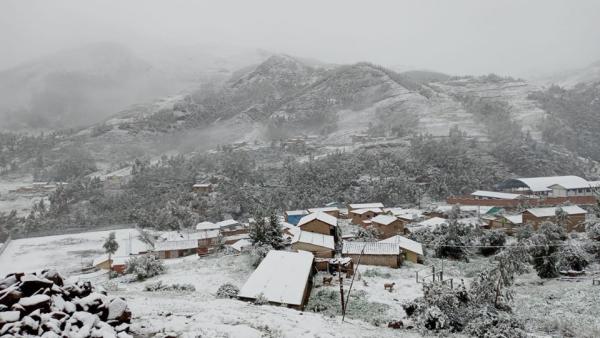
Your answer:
[379,235,423,263]
[370,214,405,239]
[498,176,592,196]
[523,205,587,232]
[342,242,401,268]
[297,212,339,240]
[291,231,335,258]
[238,250,315,309]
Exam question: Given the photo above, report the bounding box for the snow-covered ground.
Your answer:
[0,228,146,276]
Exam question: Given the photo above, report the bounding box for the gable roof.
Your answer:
[379,235,423,256]
[238,250,314,306]
[471,190,523,200]
[371,214,398,225]
[160,230,219,242]
[230,239,253,252]
[292,231,335,250]
[342,241,400,255]
[526,205,587,218]
[348,203,384,210]
[154,239,199,251]
[196,221,219,231]
[503,214,523,225]
[307,207,339,213]
[415,217,448,228]
[297,212,337,227]
[350,208,383,215]
[216,219,240,228]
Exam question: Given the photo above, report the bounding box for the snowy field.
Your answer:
[0,228,146,276]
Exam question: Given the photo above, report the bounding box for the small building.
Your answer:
[489,214,523,235]
[229,239,253,253]
[285,210,309,225]
[238,250,315,309]
[297,212,339,241]
[498,176,593,197]
[347,203,384,212]
[522,205,587,232]
[291,231,335,258]
[154,239,200,259]
[349,208,383,226]
[379,235,423,264]
[280,221,301,242]
[216,219,246,236]
[196,221,219,231]
[342,242,402,268]
[192,183,213,193]
[307,207,340,218]
[407,217,448,233]
[370,214,406,239]
[92,255,129,274]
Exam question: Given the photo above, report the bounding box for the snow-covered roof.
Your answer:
[216,219,240,228]
[154,239,199,251]
[350,208,383,215]
[500,176,591,192]
[471,190,523,200]
[503,214,523,225]
[292,231,335,250]
[307,207,339,213]
[526,205,587,218]
[238,250,314,306]
[589,181,600,188]
[348,203,384,210]
[379,235,423,256]
[384,208,423,220]
[230,239,253,252]
[196,221,219,231]
[285,210,309,216]
[371,214,398,225]
[297,212,337,227]
[193,183,212,188]
[160,230,219,242]
[415,217,448,228]
[342,242,400,255]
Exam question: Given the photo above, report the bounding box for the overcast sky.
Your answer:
[2,0,600,76]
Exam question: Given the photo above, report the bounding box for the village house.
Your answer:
[471,190,524,200]
[195,221,219,231]
[379,235,424,264]
[342,242,402,268]
[192,183,213,193]
[158,229,220,255]
[307,207,340,218]
[297,212,340,241]
[349,208,383,226]
[498,176,596,197]
[522,205,587,232]
[229,238,253,253]
[216,219,247,236]
[92,255,129,274]
[238,250,315,309]
[285,210,309,225]
[406,217,448,233]
[291,230,335,258]
[370,214,406,239]
[154,239,201,259]
[488,214,522,235]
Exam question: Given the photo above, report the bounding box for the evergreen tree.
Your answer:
[103,232,119,278]
[267,212,285,250]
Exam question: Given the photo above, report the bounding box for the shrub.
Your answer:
[126,254,165,281]
[516,224,534,241]
[586,221,600,241]
[249,244,272,267]
[307,289,390,326]
[362,269,392,279]
[144,280,195,292]
[479,230,506,256]
[557,243,589,272]
[254,293,269,305]
[216,283,240,299]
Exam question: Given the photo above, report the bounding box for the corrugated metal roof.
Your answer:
[506,176,591,192]
[292,231,335,250]
[342,241,399,255]
[238,250,314,306]
[371,214,398,225]
[154,239,199,251]
[348,203,384,209]
[471,190,523,200]
[350,208,383,215]
[379,235,424,256]
[307,207,339,213]
[526,205,587,218]
[285,210,309,216]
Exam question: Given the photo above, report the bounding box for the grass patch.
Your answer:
[306,289,391,326]
[362,268,392,279]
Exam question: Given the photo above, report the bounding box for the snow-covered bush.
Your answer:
[433,221,472,260]
[355,226,379,241]
[516,224,534,241]
[539,221,567,241]
[249,244,273,267]
[254,293,269,305]
[528,233,559,279]
[557,242,589,272]
[362,268,391,278]
[586,221,600,241]
[125,254,165,281]
[479,229,506,256]
[144,280,196,292]
[216,282,240,299]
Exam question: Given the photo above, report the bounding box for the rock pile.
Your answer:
[0,269,132,338]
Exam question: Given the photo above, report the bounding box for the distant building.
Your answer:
[291,231,335,258]
[370,214,406,239]
[307,207,340,218]
[347,202,384,211]
[498,176,596,197]
[154,239,201,259]
[342,242,402,268]
[488,214,523,235]
[238,250,315,309]
[379,235,424,264]
[285,210,309,225]
[92,255,129,274]
[522,205,587,232]
[349,208,383,226]
[471,190,524,200]
[297,212,339,241]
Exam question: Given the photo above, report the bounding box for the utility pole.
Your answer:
[338,263,345,317]
[342,245,366,322]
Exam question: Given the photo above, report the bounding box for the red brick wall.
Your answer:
[447,195,595,208]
